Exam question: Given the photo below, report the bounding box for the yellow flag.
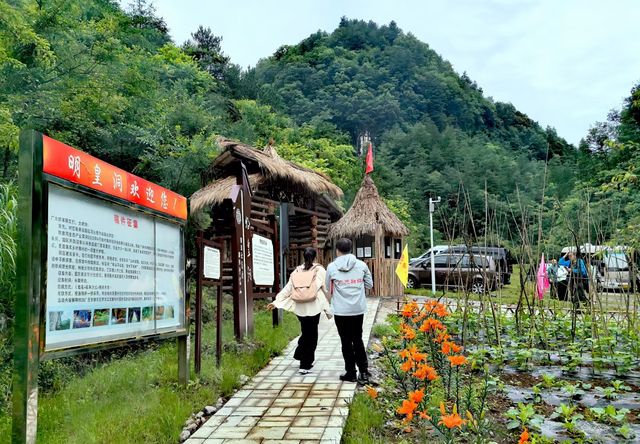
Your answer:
[395,245,409,287]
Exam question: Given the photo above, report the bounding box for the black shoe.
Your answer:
[339,373,357,382]
[358,371,371,385]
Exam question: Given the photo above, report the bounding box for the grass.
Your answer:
[0,309,299,443]
[371,323,395,338]
[342,392,386,444]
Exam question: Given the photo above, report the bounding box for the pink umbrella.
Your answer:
[536,253,550,300]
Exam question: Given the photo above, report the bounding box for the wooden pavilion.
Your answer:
[190,138,343,336]
[327,175,409,297]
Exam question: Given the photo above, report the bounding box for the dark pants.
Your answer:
[293,314,320,370]
[334,314,368,376]
[557,280,569,301]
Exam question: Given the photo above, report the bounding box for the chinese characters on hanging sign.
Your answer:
[42,136,187,220]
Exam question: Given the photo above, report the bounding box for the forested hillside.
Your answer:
[245,18,577,248]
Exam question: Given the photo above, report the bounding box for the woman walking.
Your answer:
[268,247,332,374]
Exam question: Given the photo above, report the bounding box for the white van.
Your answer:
[410,245,450,266]
[598,251,632,291]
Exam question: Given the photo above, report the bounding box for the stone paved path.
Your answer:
[186,298,380,444]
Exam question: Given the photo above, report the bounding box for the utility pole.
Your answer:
[429,196,441,295]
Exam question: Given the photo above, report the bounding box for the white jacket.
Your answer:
[272,264,332,317]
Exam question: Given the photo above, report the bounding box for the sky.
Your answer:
[150,0,640,145]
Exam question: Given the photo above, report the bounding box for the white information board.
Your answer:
[203,246,221,280]
[45,185,184,350]
[252,233,274,286]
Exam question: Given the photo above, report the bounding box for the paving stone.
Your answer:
[272,398,305,407]
[285,427,325,439]
[292,416,312,426]
[310,416,330,427]
[190,426,216,439]
[219,440,260,444]
[322,427,343,441]
[263,440,300,444]
[211,426,251,439]
[303,397,335,408]
[246,426,288,440]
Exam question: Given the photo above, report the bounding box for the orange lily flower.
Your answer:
[439,412,465,429]
[414,364,438,381]
[434,304,449,317]
[400,359,414,372]
[519,427,530,444]
[403,327,416,340]
[398,349,411,360]
[438,403,466,429]
[419,317,444,333]
[434,331,452,343]
[366,386,378,399]
[447,355,468,366]
[397,399,418,421]
[408,389,424,404]
[401,301,418,318]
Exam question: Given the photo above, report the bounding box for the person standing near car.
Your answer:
[325,238,373,384]
[559,251,588,302]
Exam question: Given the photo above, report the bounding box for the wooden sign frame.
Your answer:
[195,232,224,370]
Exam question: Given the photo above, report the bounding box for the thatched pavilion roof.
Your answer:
[190,137,343,213]
[327,175,409,239]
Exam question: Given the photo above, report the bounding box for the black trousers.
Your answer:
[334,314,368,375]
[294,313,320,370]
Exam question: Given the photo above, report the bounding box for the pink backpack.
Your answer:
[290,265,320,302]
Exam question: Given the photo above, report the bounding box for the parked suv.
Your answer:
[448,245,514,285]
[407,253,498,294]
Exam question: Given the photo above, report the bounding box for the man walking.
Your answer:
[325,238,373,383]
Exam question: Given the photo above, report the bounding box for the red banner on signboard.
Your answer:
[42,135,187,220]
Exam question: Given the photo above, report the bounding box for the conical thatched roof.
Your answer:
[190,138,343,213]
[327,175,409,239]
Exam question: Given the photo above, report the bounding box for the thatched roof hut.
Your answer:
[190,137,344,296]
[327,175,408,240]
[191,138,342,214]
[327,174,408,297]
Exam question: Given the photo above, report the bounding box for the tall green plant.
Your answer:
[0,181,17,325]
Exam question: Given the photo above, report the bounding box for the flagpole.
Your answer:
[429,196,441,295]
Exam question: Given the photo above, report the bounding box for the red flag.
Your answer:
[365,142,374,174]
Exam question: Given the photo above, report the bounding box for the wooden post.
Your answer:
[178,336,188,385]
[230,162,253,338]
[270,214,282,327]
[216,283,222,366]
[194,230,204,374]
[12,131,45,444]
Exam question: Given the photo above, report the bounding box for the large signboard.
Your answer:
[41,135,187,351]
[13,131,189,444]
[45,185,184,350]
[252,233,274,286]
